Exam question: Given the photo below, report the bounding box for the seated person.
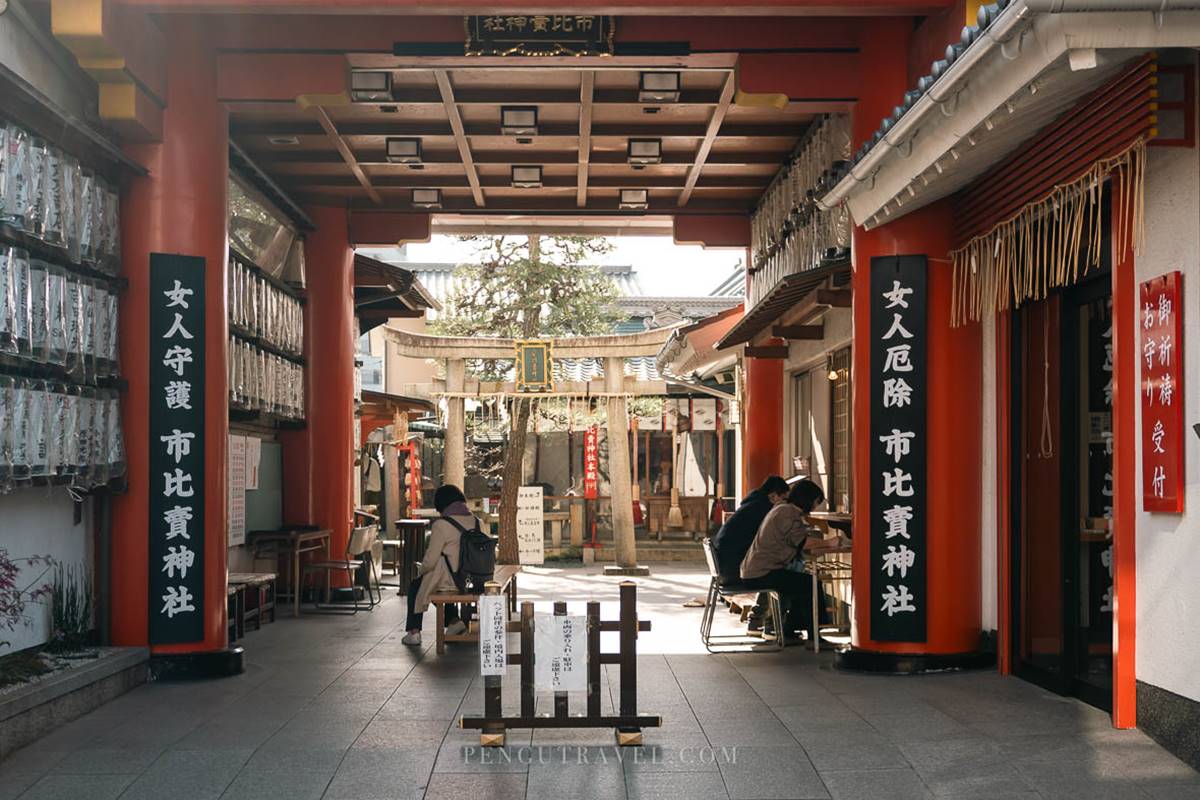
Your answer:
[739,479,850,644]
[401,484,478,646]
[711,475,789,583]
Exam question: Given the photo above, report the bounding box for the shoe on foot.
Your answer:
[445,620,468,636]
[401,631,422,646]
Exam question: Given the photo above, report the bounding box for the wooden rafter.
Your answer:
[577,71,595,208]
[678,71,736,207]
[312,105,381,205]
[433,69,485,208]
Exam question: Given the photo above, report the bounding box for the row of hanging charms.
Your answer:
[749,114,852,310]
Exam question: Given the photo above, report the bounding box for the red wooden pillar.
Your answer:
[304,207,356,562]
[846,17,984,663]
[114,19,229,654]
[850,203,983,658]
[742,351,785,493]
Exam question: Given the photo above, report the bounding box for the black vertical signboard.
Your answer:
[148,254,205,644]
[869,255,927,643]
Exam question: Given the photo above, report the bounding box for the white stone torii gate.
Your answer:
[384,325,697,571]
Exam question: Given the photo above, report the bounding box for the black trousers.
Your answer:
[405,574,467,631]
[741,568,826,637]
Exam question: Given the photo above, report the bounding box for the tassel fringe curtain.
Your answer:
[949,138,1147,328]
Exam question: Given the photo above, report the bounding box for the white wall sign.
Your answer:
[516,485,545,565]
[479,593,508,676]
[534,612,587,692]
[228,434,246,547]
[245,436,261,491]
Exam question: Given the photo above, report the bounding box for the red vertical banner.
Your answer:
[583,425,599,500]
[1139,271,1184,513]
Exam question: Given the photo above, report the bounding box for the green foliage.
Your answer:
[431,235,623,380]
[48,562,92,653]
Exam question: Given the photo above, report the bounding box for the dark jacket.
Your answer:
[711,489,775,582]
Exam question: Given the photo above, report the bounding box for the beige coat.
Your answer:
[412,513,477,612]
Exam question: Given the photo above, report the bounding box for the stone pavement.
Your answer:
[1,564,1197,800]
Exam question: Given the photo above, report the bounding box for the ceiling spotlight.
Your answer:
[627,138,663,166]
[511,165,543,189]
[501,106,538,137]
[411,188,442,209]
[984,118,994,131]
[950,148,960,160]
[619,188,649,210]
[1005,100,1016,114]
[638,71,681,103]
[350,71,391,102]
[267,135,300,146]
[967,134,977,146]
[386,137,422,165]
[907,185,916,197]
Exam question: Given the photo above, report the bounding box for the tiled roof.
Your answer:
[710,266,746,298]
[819,0,1015,199]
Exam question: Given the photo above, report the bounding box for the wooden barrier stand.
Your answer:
[460,580,662,747]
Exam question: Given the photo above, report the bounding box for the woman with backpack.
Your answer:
[401,484,479,646]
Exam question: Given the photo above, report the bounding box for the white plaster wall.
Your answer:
[980,316,998,631]
[1135,143,1200,702]
[0,491,91,655]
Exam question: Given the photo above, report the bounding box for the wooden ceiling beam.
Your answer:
[231,120,802,140]
[242,147,792,168]
[433,69,485,208]
[816,288,852,307]
[678,71,736,207]
[311,105,381,205]
[279,173,767,190]
[577,71,595,208]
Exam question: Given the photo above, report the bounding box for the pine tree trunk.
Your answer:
[497,234,541,565]
[497,396,532,564]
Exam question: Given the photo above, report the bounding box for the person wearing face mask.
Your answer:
[710,475,789,584]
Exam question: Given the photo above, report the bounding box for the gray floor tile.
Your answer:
[16,773,135,800]
[423,772,527,800]
[218,770,330,800]
[621,744,721,773]
[242,745,348,776]
[819,769,934,800]
[52,747,163,775]
[801,731,910,772]
[527,760,627,800]
[0,772,40,800]
[624,770,730,800]
[700,715,797,748]
[717,745,829,800]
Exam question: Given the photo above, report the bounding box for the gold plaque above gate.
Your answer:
[515,340,554,393]
[465,16,615,57]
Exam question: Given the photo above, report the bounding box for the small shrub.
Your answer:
[48,562,93,653]
[0,548,54,650]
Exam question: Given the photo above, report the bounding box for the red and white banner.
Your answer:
[583,425,599,500]
[1140,271,1184,513]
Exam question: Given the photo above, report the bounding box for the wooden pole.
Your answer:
[605,358,637,568]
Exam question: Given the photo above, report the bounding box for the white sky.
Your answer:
[401,235,744,296]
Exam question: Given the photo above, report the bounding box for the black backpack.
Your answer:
[440,515,497,593]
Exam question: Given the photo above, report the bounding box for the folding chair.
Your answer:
[303,524,381,614]
[699,537,784,652]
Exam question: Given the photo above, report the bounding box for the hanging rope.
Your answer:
[949,138,1147,327]
[1038,306,1054,460]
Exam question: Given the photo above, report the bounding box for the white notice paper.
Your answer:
[228,435,247,547]
[479,594,508,676]
[516,485,545,565]
[245,436,261,490]
[534,613,587,692]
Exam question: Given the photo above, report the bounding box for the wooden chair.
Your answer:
[699,537,783,652]
[302,524,381,614]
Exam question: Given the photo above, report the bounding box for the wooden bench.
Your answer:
[428,565,521,655]
[228,573,277,639]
